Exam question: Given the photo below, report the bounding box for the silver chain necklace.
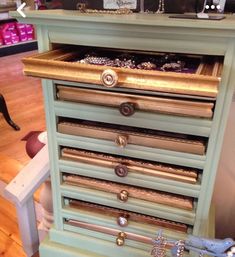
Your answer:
[156,0,165,13]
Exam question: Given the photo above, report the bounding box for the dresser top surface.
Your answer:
[10,9,235,31]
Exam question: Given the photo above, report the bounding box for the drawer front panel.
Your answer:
[57,85,215,118]
[57,132,206,169]
[63,198,189,235]
[61,148,198,184]
[62,174,193,211]
[59,160,201,197]
[23,47,222,97]
[54,100,212,137]
[58,119,206,155]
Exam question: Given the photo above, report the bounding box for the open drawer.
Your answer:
[23,47,223,97]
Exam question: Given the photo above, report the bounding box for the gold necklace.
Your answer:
[77,4,132,15]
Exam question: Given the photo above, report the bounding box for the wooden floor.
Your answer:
[0,51,45,257]
[0,51,46,165]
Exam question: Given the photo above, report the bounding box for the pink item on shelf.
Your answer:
[2,31,12,45]
[7,22,16,31]
[16,23,26,29]
[19,34,28,42]
[11,35,20,44]
[17,28,27,35]
[11,29,18,37]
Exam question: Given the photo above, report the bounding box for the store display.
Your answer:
[12,9,235,257]
[0,21,35,46]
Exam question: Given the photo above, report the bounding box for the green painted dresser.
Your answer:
[12,10,235,257]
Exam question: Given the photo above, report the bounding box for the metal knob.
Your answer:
[100,69,118,88]
[117,215,129,227]
[117,190,129,202]
[114,164,128,177]
[115,135,128,148]
[119,102,136,117]
[116,232,127,246]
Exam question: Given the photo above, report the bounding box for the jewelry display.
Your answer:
[156,0,165,13]
[78,51,189,72]
[151,231,167,257]
[77,3,133,15]
[175,240,185,257]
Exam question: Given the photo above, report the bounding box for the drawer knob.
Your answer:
[115,164,128,177]
[119,102,136,117]
[117,215,129,227]
[115,135,128,148]
[116,232,127,246]
[100,69,118,88]
[117,190,129,202]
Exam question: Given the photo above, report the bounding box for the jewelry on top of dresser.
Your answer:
[151,230,167,257]
[175,240,185,257]
[77,4,133,15]
[156,0,165,13]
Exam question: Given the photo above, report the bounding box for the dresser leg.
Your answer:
[0,94,20,131]
[38,179,53,232]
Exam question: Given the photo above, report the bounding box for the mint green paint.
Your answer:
[10,9,235,256]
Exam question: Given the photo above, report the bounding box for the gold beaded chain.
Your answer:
[77,3,133,15]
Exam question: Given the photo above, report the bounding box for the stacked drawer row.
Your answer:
[23,47,222,254]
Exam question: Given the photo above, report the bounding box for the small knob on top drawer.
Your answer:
[100,69,118,88]
[116,232,127,246]
[114,164,128,177]
[117,190,129,202]
[119,102,136,116]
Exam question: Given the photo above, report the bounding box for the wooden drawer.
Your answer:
[58,119,206,155]
[64,199,188,234]
[23,47,222,97]
[62,174,193,211]
[57,85,215,118]
[61,148,198,185]
[62,199,189,249]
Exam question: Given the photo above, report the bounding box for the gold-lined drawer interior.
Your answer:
[62,174,194,211]
[58,119,207,155]
[22,46,223,97]
[57,85,215,118]
[61,148,199,184]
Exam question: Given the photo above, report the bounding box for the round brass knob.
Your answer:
[114,164,128,177]
[119,102,136,117]
[116,232,127,246]
[115,135,128,148]
[117,190,129,202]
[117,215,129,227]
[100,69,118,88]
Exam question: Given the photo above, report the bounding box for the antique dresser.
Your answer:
[12,10,235,257]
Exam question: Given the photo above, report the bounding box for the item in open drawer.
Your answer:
[62,174,194,210]
[61,148,199,184]
[78,51,192,73]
